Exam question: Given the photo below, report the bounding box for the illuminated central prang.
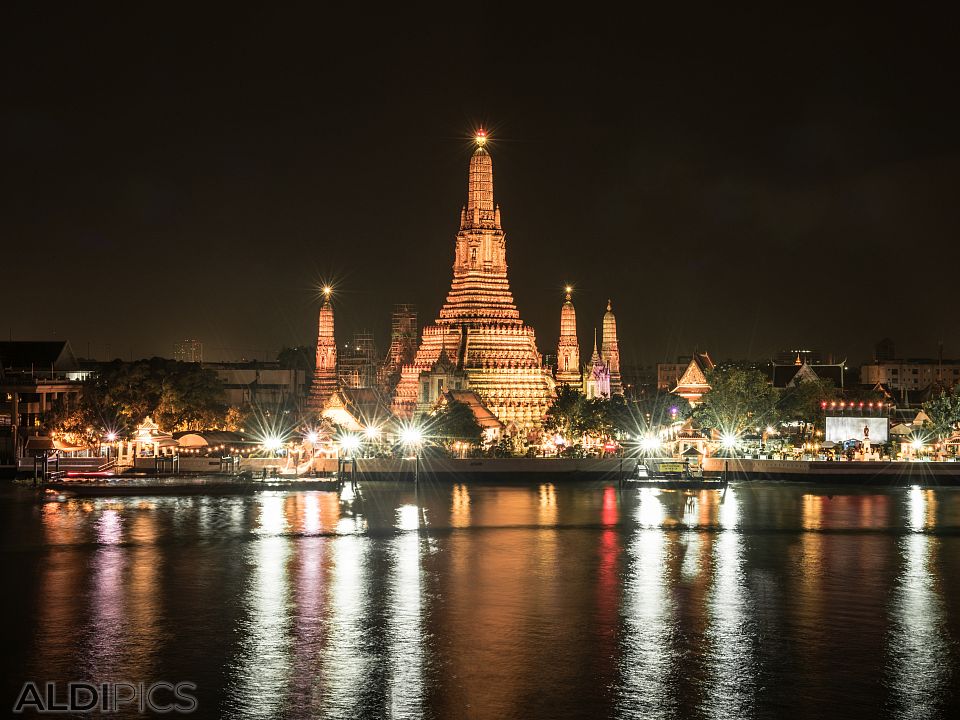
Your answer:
[392,136,555,427]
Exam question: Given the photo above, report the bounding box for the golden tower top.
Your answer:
[467,130,494,218]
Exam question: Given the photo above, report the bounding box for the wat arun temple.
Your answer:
[309,131,622,429]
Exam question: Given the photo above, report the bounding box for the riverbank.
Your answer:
[703,457,960,484]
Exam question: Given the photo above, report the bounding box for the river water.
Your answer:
[3,481,960,719]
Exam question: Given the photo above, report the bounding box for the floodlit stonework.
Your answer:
[392,133,555,427]
[307,292,338,412]
[556,289,581,386]
[601,299,622,396]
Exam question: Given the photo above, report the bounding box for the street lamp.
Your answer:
[721,432,739,455]
[401,425,424,484]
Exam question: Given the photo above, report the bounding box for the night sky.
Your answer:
[5,7,958,367]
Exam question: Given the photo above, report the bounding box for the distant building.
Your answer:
[861,359,960,393]
[773,349,828,365]
[657,357,691,391]
[0,341,89,460]
[206,361,307,409]
[874,338,896,362]
[772,356,846,388]
[174,340,203,363]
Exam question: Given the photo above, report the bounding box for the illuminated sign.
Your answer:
[825,416,888,443]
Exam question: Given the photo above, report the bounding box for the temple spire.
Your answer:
[601,299,622,396]
[556,286,580,384]
[467,129,494,218]
[307,286,338,414]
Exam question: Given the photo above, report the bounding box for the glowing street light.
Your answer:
[401,426,423,447]
[105,431,117,442]
[364,425,381,440]
[721,433,739,452]
[306,431,319,444]
[400,424,425,484]
[639,435,661,454]
[339,434,360,456]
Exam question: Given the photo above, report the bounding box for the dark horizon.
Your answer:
[6,8,958,367]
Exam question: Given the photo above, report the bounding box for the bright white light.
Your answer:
[263,436,283,451]
[911,439,924,451]
[640,435,661,453]
[721,433,739,449]
[401,427,423,446]
[364,426,381,439]
[105,432,117,442]
[765,426,775,435]
[340,435,360,452]
[306,431,319,444]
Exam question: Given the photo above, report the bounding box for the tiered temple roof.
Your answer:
[392,132,555,426]
[556,289,581,386]
[673,351,714,406]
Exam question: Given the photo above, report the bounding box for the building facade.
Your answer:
[173,340,203,363]
[861,359,960,392]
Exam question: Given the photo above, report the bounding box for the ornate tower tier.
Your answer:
[392,132,555,426]
[556,288,581,385]
[307,290,338,413]
[601,299,622,396]
[583,329,611,400]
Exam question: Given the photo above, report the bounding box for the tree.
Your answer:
[634,390,692,428]
[153,364,228,431]
[430,400,483,449]
[923,390,960,453]
[277,346,314,371]
[545,386,600,444]
[778,378,838,440]
[46,359,230,437]
[693,367,779,435]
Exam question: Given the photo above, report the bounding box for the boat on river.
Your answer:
[626,458,728,490]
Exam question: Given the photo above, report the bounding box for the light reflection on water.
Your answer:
[228,494,293,718]
[7,482,960,719]
[887,487,951,719]
[618,489,675,718]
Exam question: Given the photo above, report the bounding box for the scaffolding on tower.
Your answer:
[379,304,418,391]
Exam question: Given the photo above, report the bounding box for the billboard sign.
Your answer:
[825,416,888,443]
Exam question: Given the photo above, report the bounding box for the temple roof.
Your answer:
[444,389,503,429]
[0,340,78,371]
